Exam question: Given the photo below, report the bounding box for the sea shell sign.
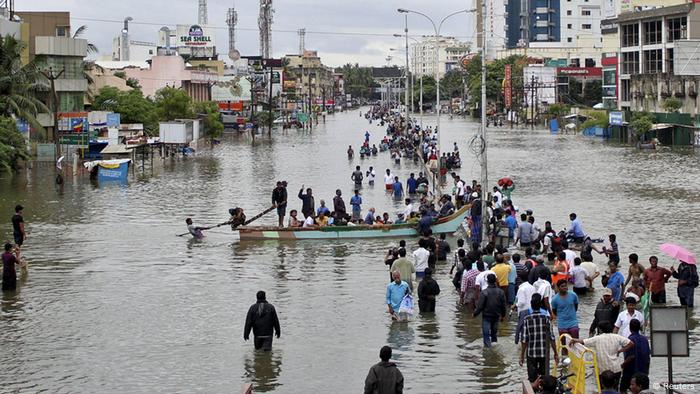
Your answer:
[459,54,477,70]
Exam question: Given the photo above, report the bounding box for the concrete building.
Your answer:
[477,0,507,59]
[101,55,216,101]
[15,11,70,61]
[503,0,603,68]
[617,3,700,114]
[111,36,157,61]
[410,36,470,79]
[284,50,335,106]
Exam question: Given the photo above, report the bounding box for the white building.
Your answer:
[410,36,471,79]
[559,0,604,65]
[112,36,157,61]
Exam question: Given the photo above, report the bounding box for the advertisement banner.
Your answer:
[176,24,215,48]
[504,65,512,108]
[609,111,624,126]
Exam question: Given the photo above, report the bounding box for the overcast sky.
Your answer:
[17,0,477,67]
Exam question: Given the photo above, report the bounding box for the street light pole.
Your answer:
[397,8,476,152]
[404,13,410,128]
[480,0,489,246]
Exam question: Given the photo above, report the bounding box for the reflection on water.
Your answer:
[243,349,283,393]
[0,110,699,392]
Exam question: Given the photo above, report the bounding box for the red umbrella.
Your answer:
[659,243,696,265]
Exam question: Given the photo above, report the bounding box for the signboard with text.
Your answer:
[504,65,512,108]
[609,111,624,126]
[176,24,216,48]
[557,67,603,77]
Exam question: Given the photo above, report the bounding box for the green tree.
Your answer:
[92,86,158,135]
[630,111,655,136]
[154,87,194,121]
[548,103,571,118]
[113,71,126,79]
[0,35,49,132]
[662,97,682,113]
[440,70,467,99]
[337,63,375,99]
[465,55,526,105]
[412,76,437,108]
[125,78,141,90]
[193,101,223,139]
[582,80,602,107]
[581,111,609,129]
[0,116,30,172]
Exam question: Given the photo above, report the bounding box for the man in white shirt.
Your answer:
[580,261,600,288]
[493,187,502,205]
[402,198,413,219]
[532,270,554,316]
[302,215,316,228]
[412,239,430,280]
[513,282,539,343]
[562,242,577,266]
[366,166,376,186]
[614,297,644,339]
[475,268,497,290]
[384,169,394,191]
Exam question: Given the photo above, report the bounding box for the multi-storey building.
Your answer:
[410,36,470,79]
[617,3,700,114]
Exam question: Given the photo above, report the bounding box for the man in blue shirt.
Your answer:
[504,214,517,240]
[364,208,376,225]
[567,213,585,243]
[621,318,650,392]
[406,173,418,194]
[417,211,433,235]
[386,271,410,320]
[605,262,625,302]
[550,279,580,338]
[392,176,404,198]
[350,190,362,221]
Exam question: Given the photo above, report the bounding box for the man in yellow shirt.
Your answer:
[316,211,329,227]
[491,254,513,301]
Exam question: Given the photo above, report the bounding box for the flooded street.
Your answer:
[1,109,700,393]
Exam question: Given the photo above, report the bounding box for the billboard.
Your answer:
[176,24,216,48]
[524,66,557,105]
[504,65,512,108]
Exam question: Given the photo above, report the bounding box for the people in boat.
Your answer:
[298,185,315,219]
[228,207,247,228]
[333,189,347,223]
[288,210,302,227]
[364,208,376,225]
[382,212,392,224]
[272,181,288,228]
[366,166,376,186]
[395,213,406,225]
[350,190,363,221]
[316,200,330,217]
[439,195,455,217]
[302,214,317,228]
[351,166,364,188]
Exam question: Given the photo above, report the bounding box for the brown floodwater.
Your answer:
[1,109,699,393]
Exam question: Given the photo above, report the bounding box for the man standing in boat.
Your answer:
[333,189,348,224]
[272,181,288,228]
[298,185,315,219]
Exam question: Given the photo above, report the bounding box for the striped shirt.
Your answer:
[583,333,631,374]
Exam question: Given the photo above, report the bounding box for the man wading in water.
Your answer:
[244,291,281,351]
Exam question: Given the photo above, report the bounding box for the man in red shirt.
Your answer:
[643,255,672,304]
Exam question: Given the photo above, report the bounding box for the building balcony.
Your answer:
[54,79,88,93]
[35,36,88,57]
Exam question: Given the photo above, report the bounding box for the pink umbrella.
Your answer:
[659,243,696,265]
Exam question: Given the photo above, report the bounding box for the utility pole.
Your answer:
[41,66,64,159]
[268,64,274,135]
[480,0,489,246]
[404,13,410,126]
[531,75,536,130]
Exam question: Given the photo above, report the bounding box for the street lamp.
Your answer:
[395,34,423,127]
[397,8,476,151]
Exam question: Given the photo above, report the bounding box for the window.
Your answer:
[567,37,573,42]
[567,24,572,29]
[582,10,591,16]
[603,69,617,86]
[621,79,630,102]
[55,26,69,37]
[571,58,580,67]
[643,20,662,45]
[667,48,674,73]
[622,24,639,47]
[582,24,592,29]
[567,10,572,15]
[622,51,640,74]
[667,17,687,42]
[643,49,662,73]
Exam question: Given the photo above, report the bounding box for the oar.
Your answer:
[176,205,278,236]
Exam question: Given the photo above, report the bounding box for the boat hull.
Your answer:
[237,206,469,240]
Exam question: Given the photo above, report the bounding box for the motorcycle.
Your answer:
[554,357,574,394]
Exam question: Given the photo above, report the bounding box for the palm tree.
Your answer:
[73,25,103,103]
[0,35,49,131]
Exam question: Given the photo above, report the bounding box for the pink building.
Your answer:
[122,56,216,101]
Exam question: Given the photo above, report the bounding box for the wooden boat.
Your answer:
[237,205,470,240]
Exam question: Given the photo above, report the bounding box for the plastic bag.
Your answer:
[398,294,414,316]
